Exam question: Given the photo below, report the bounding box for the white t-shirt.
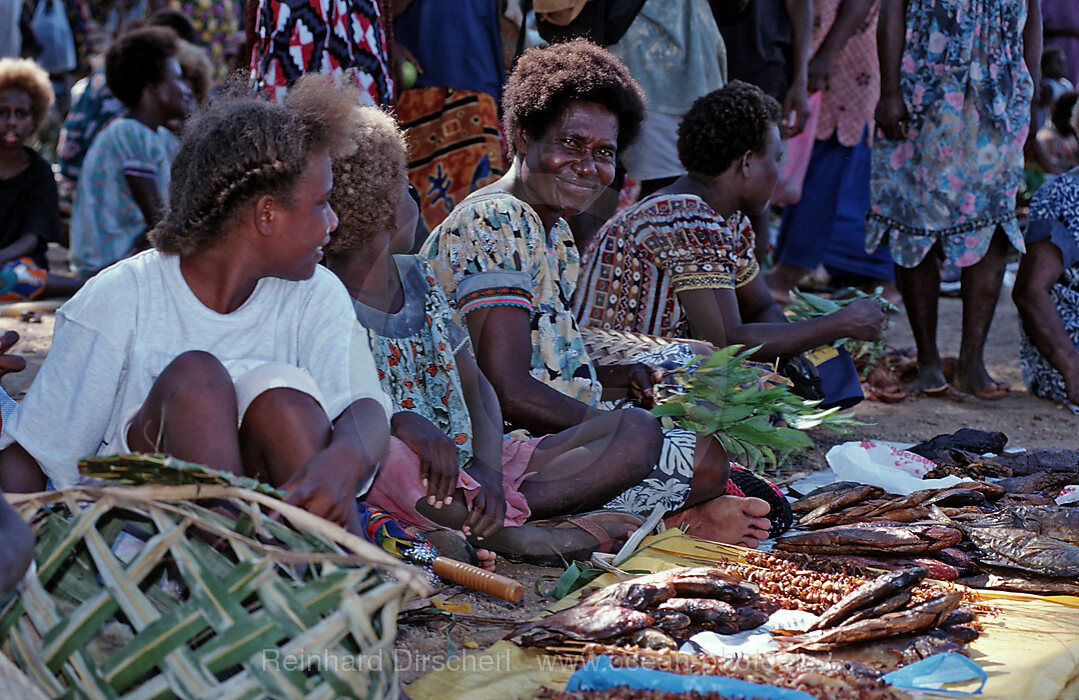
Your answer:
[0,250,391,488]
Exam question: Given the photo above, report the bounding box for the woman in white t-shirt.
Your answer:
[0,75,392,533]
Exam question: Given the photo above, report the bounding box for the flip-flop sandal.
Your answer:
[727,465,794,538]
[966,382,1009,401]
[508,511,643,567]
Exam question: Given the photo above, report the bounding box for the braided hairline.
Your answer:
[172,158,295,254]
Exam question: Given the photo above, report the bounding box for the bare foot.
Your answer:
[665,496,771,548]
[952,364,1009,400]
[476,548,497,572]
[908,363,948,394]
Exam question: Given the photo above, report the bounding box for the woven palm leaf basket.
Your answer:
[1,455,429,700]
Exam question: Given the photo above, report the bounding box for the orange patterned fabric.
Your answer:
[812,0,881,147]
[398,87,506,233]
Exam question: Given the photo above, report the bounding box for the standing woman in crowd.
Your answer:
[868,0,1041,398]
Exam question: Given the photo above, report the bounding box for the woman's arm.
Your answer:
[782,0,813,135]
[125,173,166,250]
[1013,239,1079,404]
[678,273,883,358]
[807,0,875,93]
[466,304,602,435]
[0,234,39,267]
[281,396,389,525]
[875,0,910,140]
[455,346,506,538]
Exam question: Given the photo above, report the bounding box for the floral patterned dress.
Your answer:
[354,256,474,468]
[422,192,697,518]
[867,0,1034,268]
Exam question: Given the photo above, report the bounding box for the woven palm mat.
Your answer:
[2,481,430,699]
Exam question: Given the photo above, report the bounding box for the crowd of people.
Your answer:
[1,0,1078,589]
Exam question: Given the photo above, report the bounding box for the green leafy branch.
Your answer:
[651,345,862,471]
[786,287,895,375]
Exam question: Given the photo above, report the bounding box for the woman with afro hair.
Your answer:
[422,41,791,548]
[0,76,392,538]
[0,58,82,300]
[574,81,884,365]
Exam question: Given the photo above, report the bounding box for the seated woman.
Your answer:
[68,26,194,280]
[0,58,82,300]
[1014,147,1079,408]
[422,40,790,547]
[0,76,391,536]
[574,81,884,363]
[326,106,651,566]
[1037,91,1079,175]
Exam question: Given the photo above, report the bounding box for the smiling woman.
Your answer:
[421,41,791,548]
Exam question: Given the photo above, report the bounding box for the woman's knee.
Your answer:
[156,351,233,399]
[613,407,663,467]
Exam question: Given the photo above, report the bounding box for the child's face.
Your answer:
[152,57,194,121]
[388,184,420,255]
[267,151,338,281]
[0,89,34,150]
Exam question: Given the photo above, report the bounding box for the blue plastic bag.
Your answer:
[881,652,987,694]
[565,656,816,699]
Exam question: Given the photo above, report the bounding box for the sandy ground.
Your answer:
[0,273,1073,685]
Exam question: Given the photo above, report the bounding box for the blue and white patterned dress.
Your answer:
[1020,172,1079,405]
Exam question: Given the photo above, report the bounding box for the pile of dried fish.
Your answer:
[775,567,975,655]
[775,522,962,556]
[541,647,901,700]
[791,480,1005,528]
[508,568,767,651]
[943,505,1079,578]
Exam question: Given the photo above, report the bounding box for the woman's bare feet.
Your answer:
[665,496,771,548]
[908,362,949,395]
[951,363,1009,400]
[475,548,497,572]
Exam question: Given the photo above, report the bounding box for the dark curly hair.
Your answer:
[151,74,362,255]
[1054,91,1079,136]
[0,58,53,135]
[105,26,180,109]
[327,107,408,256]
[677,81,782,176]
[502,39,644,158]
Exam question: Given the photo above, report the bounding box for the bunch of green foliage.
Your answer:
[786,287,895,375]
[651,345,861,470]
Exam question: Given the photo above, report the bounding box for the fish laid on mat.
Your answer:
[780,593,962,652]
[808,567,927,631]
[510,605,654,646]
[950,506,1079,576]
[775,523,962,555]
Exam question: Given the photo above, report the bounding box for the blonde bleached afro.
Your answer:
[327,106,408,255]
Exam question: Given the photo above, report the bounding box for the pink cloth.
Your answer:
[812,0,881,146]
[365,436,542,532]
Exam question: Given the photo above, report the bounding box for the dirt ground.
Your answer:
[1,274,1073,686]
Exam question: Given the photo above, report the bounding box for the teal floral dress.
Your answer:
[867,0,1034,268]
[354,256,475,469]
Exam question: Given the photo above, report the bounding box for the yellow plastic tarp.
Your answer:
[407,531,1079,700]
